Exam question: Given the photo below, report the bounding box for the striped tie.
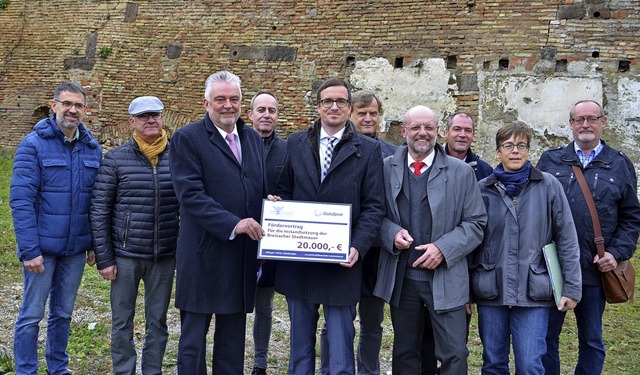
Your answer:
[322,136,337,181]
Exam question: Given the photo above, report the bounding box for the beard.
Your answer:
[407,136,436,156]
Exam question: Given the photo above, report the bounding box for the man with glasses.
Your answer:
[10,82,102,375]
[374,105,486,375]
[170,71,266,374]
[317,90,395,375]
[272,78,385,374]
[539,100,640,374]
[417,111,494,375]
[90,96,178,375]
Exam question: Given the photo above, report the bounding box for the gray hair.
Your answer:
[54,82,86,102]
[204,71,242,99]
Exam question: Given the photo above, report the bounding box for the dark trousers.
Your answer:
[177,310,246,375]
[391,278,468,375]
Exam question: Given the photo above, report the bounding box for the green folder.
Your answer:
[543,242,564,307]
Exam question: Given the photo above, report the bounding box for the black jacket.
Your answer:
[91,138,179,270]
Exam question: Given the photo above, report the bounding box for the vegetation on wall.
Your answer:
[0,0,8,10]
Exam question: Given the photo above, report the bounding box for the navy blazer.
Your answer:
[274,120,385,306]
[170,113,266,314]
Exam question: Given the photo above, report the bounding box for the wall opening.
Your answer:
[498,58,509,69]
[446,55,457,69]
[555,59,567,72]
[592,51,600,58]
[618,60,630,73]
[394,57,404,69]
[346,55,356,68]
[482,60,490,70]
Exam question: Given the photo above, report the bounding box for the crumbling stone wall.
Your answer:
[0,0,638,167]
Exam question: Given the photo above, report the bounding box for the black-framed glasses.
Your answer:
[569,116,603,125]
[136,112,162,122]
[499,143,529,152]
[54,99,85,111]
[403,124,438,133]
[318,99,350,108]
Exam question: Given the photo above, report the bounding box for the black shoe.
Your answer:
[252,367,267,375]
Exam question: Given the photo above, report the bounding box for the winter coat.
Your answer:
[537,141,640,286]
[471,167,582,307]
[90,138,179,270]
[274,120,385,306]
[10,115,101,261]
[374,144,487,310]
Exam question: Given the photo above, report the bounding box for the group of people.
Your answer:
[9,74,640,375]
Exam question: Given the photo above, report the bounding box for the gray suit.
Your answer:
[374,144,486,374]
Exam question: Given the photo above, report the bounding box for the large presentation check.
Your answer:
[258,200,352,263]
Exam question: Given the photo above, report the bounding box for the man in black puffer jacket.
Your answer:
[90,96,179,375]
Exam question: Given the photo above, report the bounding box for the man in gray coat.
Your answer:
[374,105,487,375]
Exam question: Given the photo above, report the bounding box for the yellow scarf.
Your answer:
[133,129,167,166]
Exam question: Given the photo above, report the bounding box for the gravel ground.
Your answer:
[0,276,400,374]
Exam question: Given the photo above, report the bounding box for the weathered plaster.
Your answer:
[349,57,457,132]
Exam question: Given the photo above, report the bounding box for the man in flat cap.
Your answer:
[90,96,179,374]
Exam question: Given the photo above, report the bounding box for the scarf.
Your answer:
[133,129,167,166]
[493,160,531,197]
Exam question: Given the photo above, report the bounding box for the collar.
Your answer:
[320,126,346,141]
[407,148,436,169]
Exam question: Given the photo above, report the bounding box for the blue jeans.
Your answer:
[110,256,175,375]
[544,285,606,375]
[477,305,549,375]
[253,286,275,369]
[14,253,86,375]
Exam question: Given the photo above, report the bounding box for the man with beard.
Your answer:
[170,71,266,374]
[10,82,102,374]
[420,111,493,374]
[373,105,486,375]
[247,90,286,375]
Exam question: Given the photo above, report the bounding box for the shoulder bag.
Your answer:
[572,165,635,303]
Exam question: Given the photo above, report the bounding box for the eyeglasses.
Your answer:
[570,116,603,125]
[136,112,162,122]
[213,96,241,105]
[54,99,85,111]
[318,99,350,108]
[499,143,529,152]
[404,124,438,133]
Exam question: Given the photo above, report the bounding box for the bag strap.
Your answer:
[571,165,606,258]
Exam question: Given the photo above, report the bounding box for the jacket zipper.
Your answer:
[153,165,159,262]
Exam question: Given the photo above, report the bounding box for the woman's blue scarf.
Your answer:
[493,160,531,197]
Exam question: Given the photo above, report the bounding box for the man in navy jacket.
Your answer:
[170,71,266,374]
[274,78,385,374]
[539,100,640,375]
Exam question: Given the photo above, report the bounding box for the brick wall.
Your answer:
[0,0,637,150]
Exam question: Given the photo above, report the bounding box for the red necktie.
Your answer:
[412,161,425,176]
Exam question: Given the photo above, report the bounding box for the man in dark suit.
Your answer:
[319,90,396,375]
[247,89,286,375]
[273,78,385,374]
[169,70,266,374]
